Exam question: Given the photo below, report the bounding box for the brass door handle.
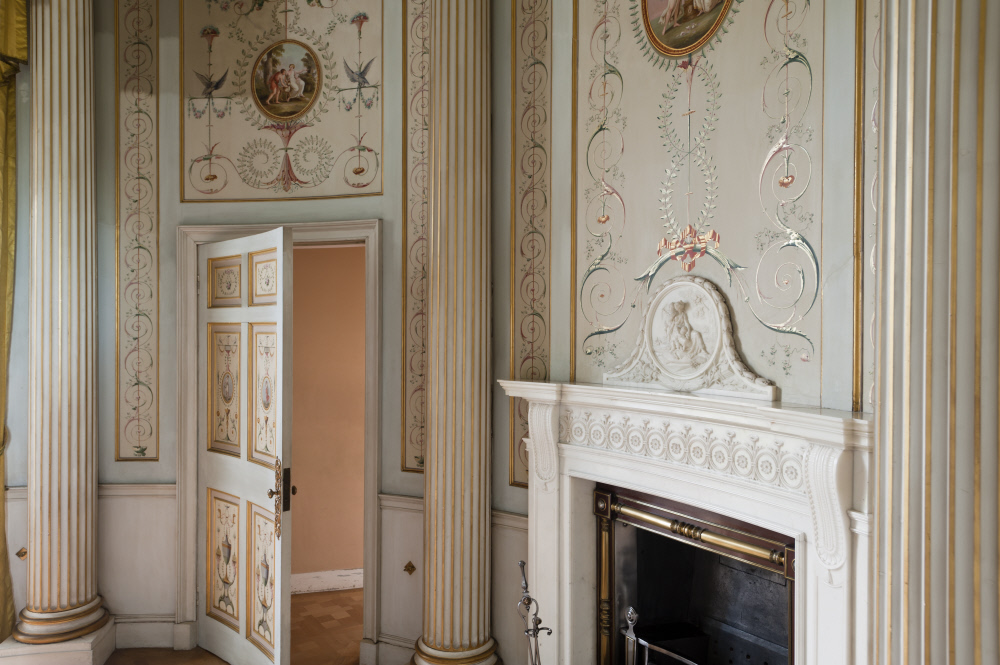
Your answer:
[271,458,282,538]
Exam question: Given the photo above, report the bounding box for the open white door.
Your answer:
[196,227,293,664]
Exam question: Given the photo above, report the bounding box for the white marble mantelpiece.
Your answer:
[499,381,873,665]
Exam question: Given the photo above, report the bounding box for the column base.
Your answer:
[0,616,114,665]
[12,597,110,645]
[412,638,500,665]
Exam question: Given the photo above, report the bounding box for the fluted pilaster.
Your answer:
[415,0,494,663]
[875,0,999,663]
[14,0,108,644]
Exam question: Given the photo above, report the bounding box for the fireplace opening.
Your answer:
[594,486,795,665]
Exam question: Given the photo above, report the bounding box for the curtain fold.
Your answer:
[0,0,25,643]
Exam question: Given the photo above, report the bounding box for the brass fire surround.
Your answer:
[594,486,796,665]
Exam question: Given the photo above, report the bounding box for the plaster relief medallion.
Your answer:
[209,255,242,308]
[247,501,276,660]
[249,248,278,306]
[605,276,777,400]
[209,323,242,456]
[648,283,720,381]
[249,323,278,468]
[251,40,321,123]
[207,488,240,631]
[642,0,734,57]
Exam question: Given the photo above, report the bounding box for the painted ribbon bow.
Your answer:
[657,224,721,272]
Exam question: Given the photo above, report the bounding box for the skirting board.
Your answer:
[114,615,176,649]
[292,568,364,594]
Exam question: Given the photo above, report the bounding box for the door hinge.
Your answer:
[197,274,201,295]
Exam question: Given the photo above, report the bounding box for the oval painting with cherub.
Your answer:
[642,0,734,57]
[252,40,321,121]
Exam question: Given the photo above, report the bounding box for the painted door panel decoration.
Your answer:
[209,255,242,308]
[249,323,278,468]
[574,0,826,406]
[180,0,383,202]
[250,248,279,307]
[209,323,242,456]
[116,0,159,461]
[509,0,552,487]
[207,488,241,631]
[401,0,430,473]
[247,501,276,660]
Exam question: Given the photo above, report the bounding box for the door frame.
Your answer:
[174,220,382,652]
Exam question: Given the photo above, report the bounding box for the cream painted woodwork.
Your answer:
[416,0,495,663]
[196,228,292,664]
[875,1,1000,663]
[12,0,108,647]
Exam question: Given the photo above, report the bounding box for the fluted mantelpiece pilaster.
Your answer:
[414,0,495,663]
[13,0,108,644]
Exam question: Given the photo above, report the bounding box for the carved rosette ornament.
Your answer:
[604,276,777,400]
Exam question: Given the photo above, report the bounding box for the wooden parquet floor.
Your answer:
[290,588,364,665]
[109,588,365,665]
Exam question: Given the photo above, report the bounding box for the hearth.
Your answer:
[595,485,795,665]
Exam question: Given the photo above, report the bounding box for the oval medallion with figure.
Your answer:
[642,0,734,57]
[251,40,321,121]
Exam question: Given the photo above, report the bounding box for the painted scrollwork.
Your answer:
[579,0,820,379]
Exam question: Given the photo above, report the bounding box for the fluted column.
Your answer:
[415,0,495,663]
[875,0,999,663]
[13,0,108,644]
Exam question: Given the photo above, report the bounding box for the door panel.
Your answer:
[197,227,292,664]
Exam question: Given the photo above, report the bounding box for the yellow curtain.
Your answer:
[0,0,25,643]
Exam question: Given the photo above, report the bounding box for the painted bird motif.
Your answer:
[194,68,229,98]
[343,57,376,88]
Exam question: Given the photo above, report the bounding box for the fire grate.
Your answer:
[596,485,795,665]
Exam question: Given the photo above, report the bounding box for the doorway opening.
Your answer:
[175,220,382,665]
[290,244,367,665]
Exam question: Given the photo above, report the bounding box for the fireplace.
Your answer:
[595,485,795,665]
[499,379,873,664]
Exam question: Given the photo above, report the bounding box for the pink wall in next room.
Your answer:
[291,245,366,574]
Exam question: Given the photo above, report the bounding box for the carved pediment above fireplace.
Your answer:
[604,276,777,401]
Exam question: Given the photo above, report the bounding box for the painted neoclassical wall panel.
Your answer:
[247,500,277,660]
[401,0,429,473]
[574,0,839,406]
[180,0,383,201]
[509,0,552,487]
[116,0,160,460]
[207,487,241,631]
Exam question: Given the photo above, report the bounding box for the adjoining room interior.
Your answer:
[290,245,367,665]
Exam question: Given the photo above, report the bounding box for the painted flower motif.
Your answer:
[351,12,370,35]
[201,25,221,50]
